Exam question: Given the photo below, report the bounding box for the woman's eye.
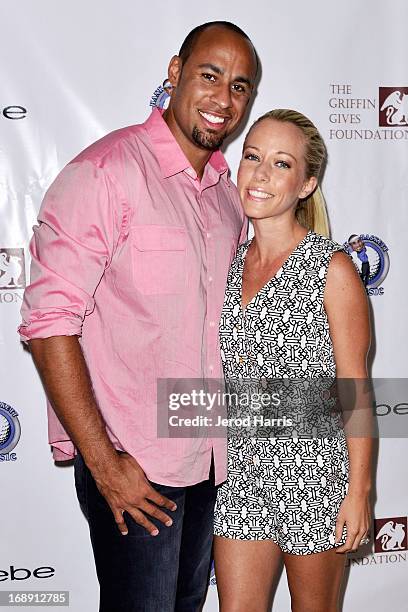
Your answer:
[276,160,290,169]
[244,153,260,161]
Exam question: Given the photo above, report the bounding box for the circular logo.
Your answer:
[149,80,172,110]
[209,560,216,586]
[344,234,390,289]
[0,402,21,454]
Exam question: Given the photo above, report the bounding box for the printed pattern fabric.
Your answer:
[214,231,350,554]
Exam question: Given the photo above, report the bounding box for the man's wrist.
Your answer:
[79,439,121,481]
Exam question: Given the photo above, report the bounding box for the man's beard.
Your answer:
[192,126,225,150]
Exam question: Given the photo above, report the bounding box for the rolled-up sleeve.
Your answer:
[18,159,122,341]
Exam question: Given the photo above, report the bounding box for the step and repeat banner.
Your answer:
[1,0,407,610]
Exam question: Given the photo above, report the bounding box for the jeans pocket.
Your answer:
[124,481,184,539]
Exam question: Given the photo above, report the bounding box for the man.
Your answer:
[19,21,258,612]
[348,234,370,287]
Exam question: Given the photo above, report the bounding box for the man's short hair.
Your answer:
[178,21,258,73]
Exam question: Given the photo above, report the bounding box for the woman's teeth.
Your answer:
[248,189,273,199]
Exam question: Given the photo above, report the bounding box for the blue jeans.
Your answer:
[74,454,216,612]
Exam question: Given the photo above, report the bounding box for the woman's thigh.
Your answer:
[214,536,283,612]
[284,548,346,612]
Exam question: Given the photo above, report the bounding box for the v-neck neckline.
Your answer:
[240,230,312,313]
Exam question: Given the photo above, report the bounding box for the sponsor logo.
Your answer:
[0,566,55,581]
[0,402,21,460]
[347,516,408,568]
[149,80,172,110]
[1,106,27,120]
[0,248,25,290]
[374,517,408,553]
[374,401,408,417]
[209,560,216,586]
[379,87,408,127]
[343,234,389,295]
[328,84,408,140]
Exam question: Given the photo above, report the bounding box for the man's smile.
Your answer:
[198,110,230,130]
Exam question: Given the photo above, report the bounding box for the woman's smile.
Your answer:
[246,188,274,201]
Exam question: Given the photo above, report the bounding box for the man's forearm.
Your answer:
[29,335,118,477]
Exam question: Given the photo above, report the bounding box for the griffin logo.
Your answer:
[374,517,408,553]
[379,87,408,127]
[0,248,25,290]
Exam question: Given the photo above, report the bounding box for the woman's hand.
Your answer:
[334,490,371,553]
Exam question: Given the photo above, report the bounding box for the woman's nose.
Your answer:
[253,162,270,182]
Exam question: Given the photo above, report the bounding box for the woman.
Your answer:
[213,109,372,611]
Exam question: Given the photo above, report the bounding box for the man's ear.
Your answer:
[299,176,318,200]
[167,55,183,89]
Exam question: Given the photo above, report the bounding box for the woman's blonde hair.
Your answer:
[248,109,330,236]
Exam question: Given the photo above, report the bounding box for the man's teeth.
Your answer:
[199,111,225,124]
[248,190,273,199]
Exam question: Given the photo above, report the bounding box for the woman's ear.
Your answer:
[299,176,318,200]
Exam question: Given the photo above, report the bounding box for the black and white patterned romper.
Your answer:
[213,231,349,554]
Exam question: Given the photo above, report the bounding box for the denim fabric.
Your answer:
[74,454,216,612]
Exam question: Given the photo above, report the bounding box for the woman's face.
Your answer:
[237,118,317,221]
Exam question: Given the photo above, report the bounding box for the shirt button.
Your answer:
[209,321,215,328]
[209,276,213,283]
[206,232,211,239]
[209,364,214,372]
[239,356,245,364]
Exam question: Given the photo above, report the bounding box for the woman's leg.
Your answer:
[214,536,283,612]
[284,549,346,612]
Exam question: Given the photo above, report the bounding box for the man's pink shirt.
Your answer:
[18,108,247,486]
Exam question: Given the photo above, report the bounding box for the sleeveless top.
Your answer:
[219,231,346,437]
[219,230,345,379]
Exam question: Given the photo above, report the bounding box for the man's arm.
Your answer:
[20,160,176,535]
[29,336,176,535]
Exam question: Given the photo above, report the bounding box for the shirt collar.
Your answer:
[143,108,230,181]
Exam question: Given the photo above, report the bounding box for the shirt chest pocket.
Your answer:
[131,225,187,295]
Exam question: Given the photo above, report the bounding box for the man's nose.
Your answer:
[211,82,232,110]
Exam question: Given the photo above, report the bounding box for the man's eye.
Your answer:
[232,83,247,94]
[244,153,259,161]
[202,73,216,82]
[276,160,290,169]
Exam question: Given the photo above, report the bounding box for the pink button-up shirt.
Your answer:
[19,108,247,486]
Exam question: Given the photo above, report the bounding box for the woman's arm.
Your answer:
[324,250,373,553]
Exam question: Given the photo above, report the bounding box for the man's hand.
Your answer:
[93,452,177,536]
[28,336,177,536]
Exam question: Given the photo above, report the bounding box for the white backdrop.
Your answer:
[1,1,407,610]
